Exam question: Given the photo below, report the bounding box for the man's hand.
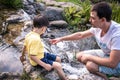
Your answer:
[49,38,61,44]
[81,54,92,64]
[20,55,26,64]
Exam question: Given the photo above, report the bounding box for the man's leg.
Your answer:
[76,49,105,62]
[86,61,108,80]
[76,50,108,80]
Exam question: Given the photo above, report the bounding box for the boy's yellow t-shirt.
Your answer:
[24,31,44,66]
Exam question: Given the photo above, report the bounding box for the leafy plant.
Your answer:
[63,0,91,32]
[56,0,80,5]
[20,70,32,80]
[0,0,23,9]
[78,0,91,24]
[111,1,120,23]
[64,6,81,26]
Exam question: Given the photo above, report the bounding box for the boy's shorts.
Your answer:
[83,49,120,76]
[40,52,57,66]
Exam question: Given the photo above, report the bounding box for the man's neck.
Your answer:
[101,21,111,37]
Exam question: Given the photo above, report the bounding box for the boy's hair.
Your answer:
[91,2,112,22]
[33,15,49,28]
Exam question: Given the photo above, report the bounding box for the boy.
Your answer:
[20,15,67,80]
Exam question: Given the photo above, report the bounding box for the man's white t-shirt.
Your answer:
[89,21,120,55]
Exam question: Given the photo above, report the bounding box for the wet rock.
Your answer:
[6,9,31,24]
[24,5,36,15]
[42,6,64,21]
[34,2,46,11]
[67,74,79,80]
[0,22,8,35]
[49,20,68,28]
[0,72,21,80]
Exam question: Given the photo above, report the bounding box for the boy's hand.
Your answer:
[20,55,26,64]
[44,64,52,71]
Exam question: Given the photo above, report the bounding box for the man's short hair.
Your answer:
[91,2,112,22]
[33,15,49,28]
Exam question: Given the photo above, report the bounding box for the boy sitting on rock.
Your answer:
[20,15,67,80]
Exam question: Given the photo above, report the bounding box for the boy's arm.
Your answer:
[20,46,26,64]
[30,55,52,71]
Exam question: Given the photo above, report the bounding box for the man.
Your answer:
[50,2,120,80]
[20,15,67,80]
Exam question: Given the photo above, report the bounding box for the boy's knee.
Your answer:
[53,62,61,69]
[56,56,61,62]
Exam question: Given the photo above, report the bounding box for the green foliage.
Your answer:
[56,0,80,5]
[64,6,81,27]
[111,1,120,23]
[0,0,23,9]
[78,0,91,24]
[63,0,91,32]
[20,71,32,80]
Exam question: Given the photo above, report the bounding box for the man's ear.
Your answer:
[101,17,106,22]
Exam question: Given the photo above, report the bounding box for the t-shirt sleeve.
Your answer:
[111,36,120,50]
[89,27,96,35]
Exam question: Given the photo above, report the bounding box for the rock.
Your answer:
[6,9,31,24]
[50,20,68,28]
[42,6,64,21]
[67,74,79,80]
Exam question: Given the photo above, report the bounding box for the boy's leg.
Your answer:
[53,62,67,80]
[44,52,61,62]
[43,52,67,80]
[55,56,61,63]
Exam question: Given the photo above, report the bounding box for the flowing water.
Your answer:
[0,9,23,73]
[0,42,23,73]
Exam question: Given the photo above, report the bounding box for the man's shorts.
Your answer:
[40,52,57,66]
[82,49,120,76]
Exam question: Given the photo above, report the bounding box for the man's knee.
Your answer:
[86,61,99,73]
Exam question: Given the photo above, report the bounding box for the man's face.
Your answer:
[89,11,103,28]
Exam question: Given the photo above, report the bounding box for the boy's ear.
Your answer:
[42,27,45,31]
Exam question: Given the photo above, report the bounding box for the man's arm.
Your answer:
[60,30,94,41]
[82,50,120,68]
[50,29,94,44]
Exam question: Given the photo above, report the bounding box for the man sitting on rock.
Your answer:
[50,2,120,80]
